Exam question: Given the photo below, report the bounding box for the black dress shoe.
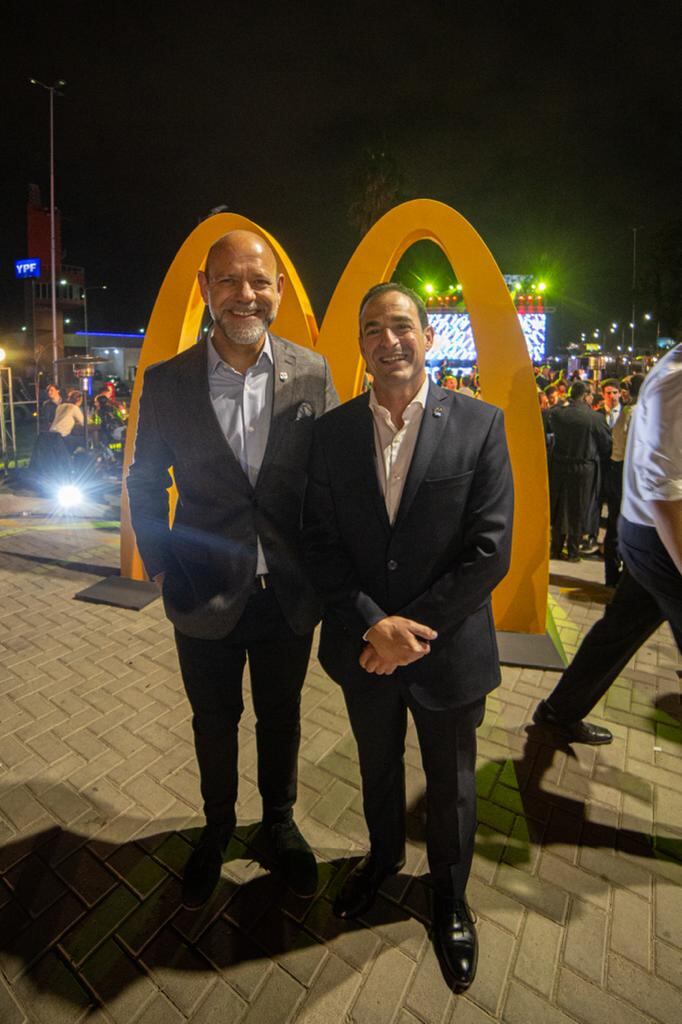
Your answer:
[182,824,232,909]
[432,896,478,992]
[266,819,318,898]
[333,853,405,920]
[533,700,613,745]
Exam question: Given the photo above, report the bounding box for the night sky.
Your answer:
[2,1,681,347]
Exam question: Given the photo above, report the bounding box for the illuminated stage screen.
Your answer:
[427,312,546,366]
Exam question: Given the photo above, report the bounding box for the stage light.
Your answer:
[56,485,83,510]
[424,283,434,294]
[537,281,547,292]
[0,348,6,363]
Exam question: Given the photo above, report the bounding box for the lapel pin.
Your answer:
[433,406,444,418]
[279,370,289,382]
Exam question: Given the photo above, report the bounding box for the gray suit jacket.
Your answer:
[127,334,338,639]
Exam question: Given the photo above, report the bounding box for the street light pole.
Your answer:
[30,78,65,385]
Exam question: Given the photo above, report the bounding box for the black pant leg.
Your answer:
[620,519,682,651]
[550,525,564,558]
[408,696,485,900]
[545,568,663,722]
[567,533,581,559]
[603,462,623,585]
[245,589,313,825]
[341,676,408,867]
[174,628,246,830]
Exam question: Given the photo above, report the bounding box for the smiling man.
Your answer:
[127,230,337,909]
[303,283,514,990]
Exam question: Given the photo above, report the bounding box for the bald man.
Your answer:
[127,231,337,908]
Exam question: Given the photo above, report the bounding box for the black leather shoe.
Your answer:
[182,825,232,909]
[267,819,318,898]
[432,896,478,992]
[333,853,405,920]
[533,700,613,745]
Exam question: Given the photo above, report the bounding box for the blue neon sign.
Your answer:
[15,258,42,279]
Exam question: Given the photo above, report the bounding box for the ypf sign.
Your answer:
[15,258,42,279]
[120,201,549,635]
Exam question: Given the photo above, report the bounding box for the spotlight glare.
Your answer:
[56,485,83,510]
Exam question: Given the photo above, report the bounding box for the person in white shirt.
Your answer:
[619,344,682,645]
[533,346,681,747]
[49,389,84,439]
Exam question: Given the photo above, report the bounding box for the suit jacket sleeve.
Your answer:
[593,411,612,459]
[399,408,514,633]
[323,357,339,413]
[303,423,387,636]
[126,369,175,579]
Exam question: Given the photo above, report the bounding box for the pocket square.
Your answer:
[296,401,314,421]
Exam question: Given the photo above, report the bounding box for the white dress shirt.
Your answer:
[369,377,429,525]
[207,334,273,574]
[621,344,682,528]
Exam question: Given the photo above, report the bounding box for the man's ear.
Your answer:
[424,324,435,353]
[277,273,285,299]
[198,269,209,305]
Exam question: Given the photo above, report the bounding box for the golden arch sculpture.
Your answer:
[121,201,549,635]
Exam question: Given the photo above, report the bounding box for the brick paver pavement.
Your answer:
[0,510,680,1023]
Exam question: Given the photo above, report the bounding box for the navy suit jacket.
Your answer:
[303,383,514,709]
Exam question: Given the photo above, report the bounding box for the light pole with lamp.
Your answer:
[643,312,658,351]
[29,77,66,386]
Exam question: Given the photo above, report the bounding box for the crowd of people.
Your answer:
[28,378,128,489]
[538,364,647,584]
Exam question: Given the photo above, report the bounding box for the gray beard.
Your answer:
[216,311,272,346]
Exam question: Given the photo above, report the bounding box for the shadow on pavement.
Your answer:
[1,727,681,1015]
[0,548,120,578]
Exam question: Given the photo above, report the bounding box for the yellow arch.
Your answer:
[121,201,549,636]
[120,213,318,580]
[315,199,548,633]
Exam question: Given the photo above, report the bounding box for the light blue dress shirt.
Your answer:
[207,333,273,574]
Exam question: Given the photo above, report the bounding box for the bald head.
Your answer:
[204,230,278,281]
[198,229,284,354]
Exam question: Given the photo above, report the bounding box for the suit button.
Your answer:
[387,559,398,571]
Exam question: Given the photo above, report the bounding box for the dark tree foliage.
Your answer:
[348,144,406,238]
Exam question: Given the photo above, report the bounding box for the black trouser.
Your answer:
[175,586,313,831]
[341,674,485,900]
[551,525,581,560]
[603,460,623,586]
[620,517,682,651]
[545,568,664,722]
